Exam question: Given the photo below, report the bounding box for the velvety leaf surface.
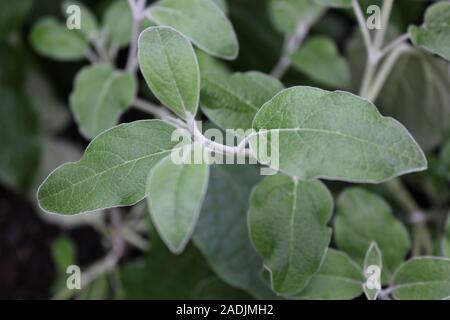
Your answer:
[409,2,450,61]
[0,87,40,193]
[291,36,350,88]
[38,120,180,215]
[103,0,132,47]
[294,249,364,300]
[30,17,88,61]
[193,165,275,299]
[248,174,333,295]
[268,0,325,34]
[146,148,209,254]
[363,242,382,300]
[313,0,351,8]
[201,71,283,131]
[391,257,450,300]
[70,64,136,139]
[251,87,427,182]
[334,188,410,279]
[62,0,98,40]
[147,0,238,59]
[139,26,200,118]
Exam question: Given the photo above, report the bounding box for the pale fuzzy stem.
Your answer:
[126,0,146,72]
[186,113,252,157]
[352,0,372,54]
[85,47,99,64]
[270,22,310,79]
[373,0,394,50]
[379,33,410,59]
[132,98,186,129]
[366,45,410,102]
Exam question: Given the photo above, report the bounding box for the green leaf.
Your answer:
[120,225,247,299]
[443,214,450,258]
[30,17,88,61]
[70,64,136,139]
[409,2,450,62]
[293,249,364,300]
[291,36,351,88]
[200,71,284,131]
[138,26,200,118]
[196,49,230,77]
[334,188,410,279]
[146,146,209,254]
[103,0,132,47]
[192,277,251,299]
[26,68,70,135]
[251,87,427,182]
[211,0,228,14]
[248,175,333,295]
[391,257,450,300]
[62,0,99,40]
[363,242,382,300]
[37,120,181,215]
[268,0,325,34]
[0,86,40,193]
[147,0,239,60]
[313,0,351,8]
[52,236,76,272]
[347,31,450,151]
[0,0,33,38]
[193,165,276,299]
[440,139,450,182]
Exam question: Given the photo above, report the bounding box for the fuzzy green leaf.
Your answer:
[193,165,276,299]
[409,2,450,62]
[62,0,98,40]
[363,242,382,300]
[147,0,238,59]
[251,87,427,182]
[0,87,40,193]
[268,0,325,34]
[334,188,410,279]
[248,175,333,295]
[391,257,450,300]
[313,0,351,8]
[30,17,88,61]
[294,249,364,300]
[139,26,200,118]
[200,71,283,131]
[146,146,209,254]
[38,120,181,215]
[70,64,136,139]
[291,36,350,88]
[103,0,132,47]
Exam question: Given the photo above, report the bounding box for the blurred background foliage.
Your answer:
[0,0,449,299]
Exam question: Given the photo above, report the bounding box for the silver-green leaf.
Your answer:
[409,2,450,62]
[291,36,351,88]
[334,188,410,280]
[391,257,450,300]
[294,249,364,300]
[146,146,209,254]
[147,0,238,60]
[251,87,427,183]
[193,165,276,299]
[38,120,181,215]
[268,0,325,34]
[200,71,284,131]
[363,242,382,300]
[103,0,133,47]
[70,64,136,139]
[30,17,88,61]
[248,175,333,295]
[138,26,200,119]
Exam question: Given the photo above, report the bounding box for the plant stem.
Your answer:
[126,0,146,72]
[353,0,433,256]
[271,22,310,79]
